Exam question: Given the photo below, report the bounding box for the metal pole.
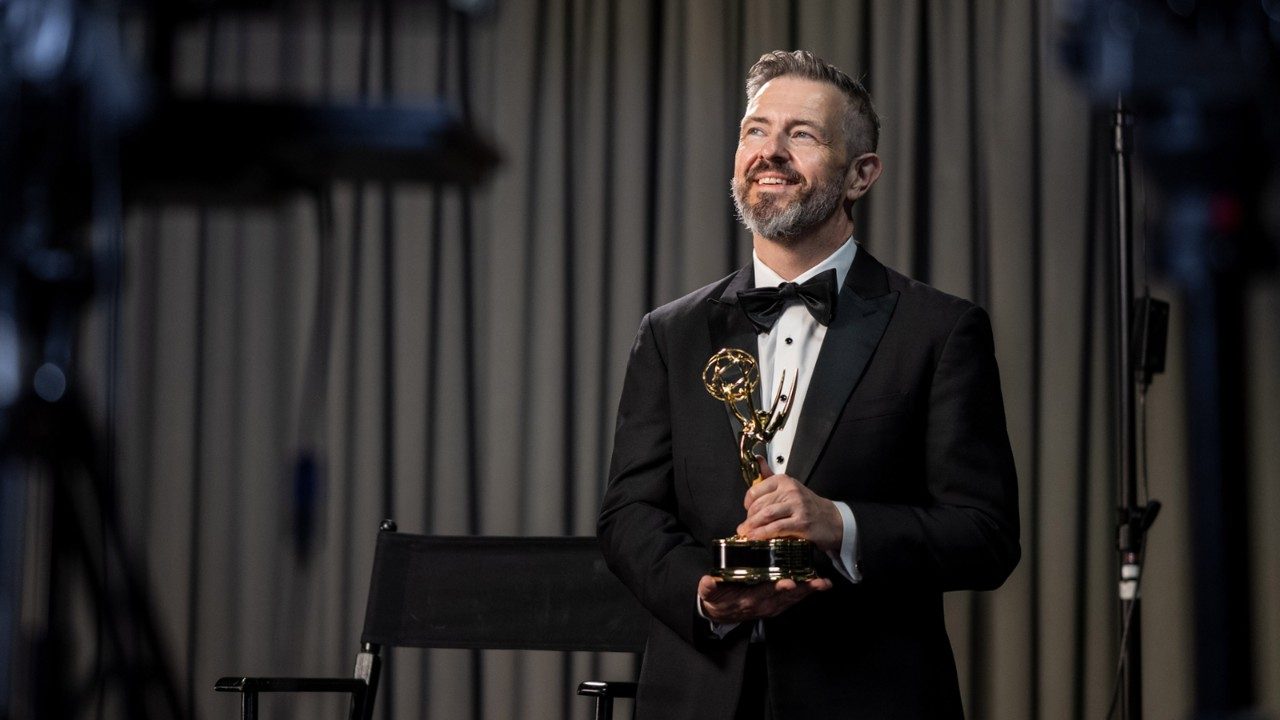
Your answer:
[1111,97,1142,720]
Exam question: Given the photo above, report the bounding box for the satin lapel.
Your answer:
[706,264,758,445]
[786,254,899,484]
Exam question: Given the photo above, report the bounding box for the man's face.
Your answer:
[732,76,851,241]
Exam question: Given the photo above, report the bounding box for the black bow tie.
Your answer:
[737,268,838,333]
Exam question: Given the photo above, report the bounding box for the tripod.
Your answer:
[1,2,184,714]
[0,240,186,719]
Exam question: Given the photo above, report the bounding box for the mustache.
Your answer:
[747,161,802,183]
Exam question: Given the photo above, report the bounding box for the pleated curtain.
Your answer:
[79,1,1280,718]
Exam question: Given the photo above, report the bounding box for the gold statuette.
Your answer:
[702,348,816,582]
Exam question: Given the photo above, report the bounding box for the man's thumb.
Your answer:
[755,454,774,479]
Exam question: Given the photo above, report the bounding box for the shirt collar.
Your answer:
[751,236,858,290]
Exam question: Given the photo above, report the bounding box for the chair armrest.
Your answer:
[577,681,637,699]
[215,677,368,694]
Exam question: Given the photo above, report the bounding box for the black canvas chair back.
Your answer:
[362,531,648,654]
[216,522,649,720]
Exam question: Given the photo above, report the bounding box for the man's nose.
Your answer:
[759,132,790,161]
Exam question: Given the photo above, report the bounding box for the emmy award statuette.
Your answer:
[702,348,817,582]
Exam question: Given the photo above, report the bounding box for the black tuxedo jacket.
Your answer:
[598,247,1020,720]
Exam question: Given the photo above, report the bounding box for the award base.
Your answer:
[712,537,817,583]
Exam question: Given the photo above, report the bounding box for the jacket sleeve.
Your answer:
[597,312,719,647]
[849,305,1021,591]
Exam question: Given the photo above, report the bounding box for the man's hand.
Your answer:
[697,574,833,624]
[737,461,844,553]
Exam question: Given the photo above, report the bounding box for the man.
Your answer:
[598,50,1020,719]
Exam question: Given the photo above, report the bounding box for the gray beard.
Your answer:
[731,174,845,241]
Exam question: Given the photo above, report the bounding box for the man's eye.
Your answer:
[793,130,814,140]
[746,127,765,136]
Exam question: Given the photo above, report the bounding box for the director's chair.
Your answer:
[215,520,647,720]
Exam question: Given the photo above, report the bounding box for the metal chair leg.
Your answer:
[593,695,614,720]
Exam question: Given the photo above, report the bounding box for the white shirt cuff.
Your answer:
[828,501,862,583]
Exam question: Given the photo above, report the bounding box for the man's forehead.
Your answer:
[742,76,843,123]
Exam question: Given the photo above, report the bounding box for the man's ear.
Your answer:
[845,153,883,203]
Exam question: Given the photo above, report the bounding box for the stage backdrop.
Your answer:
[75,0,1279,718]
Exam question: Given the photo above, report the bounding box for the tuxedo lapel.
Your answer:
[706,265,758,448]
[786,248,899,484]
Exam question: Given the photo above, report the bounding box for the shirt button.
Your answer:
[780,394,788,402]
[785,337,794,345]
[776,455,784,464]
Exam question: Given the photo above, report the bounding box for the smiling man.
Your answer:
[598,51,1020,720]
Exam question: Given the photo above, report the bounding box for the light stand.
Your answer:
[1109,98,1164,720]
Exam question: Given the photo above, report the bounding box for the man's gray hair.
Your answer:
[745,50,880,157]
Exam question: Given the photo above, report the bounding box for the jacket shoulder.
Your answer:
[883,265,986,326]
[644,270,741,327]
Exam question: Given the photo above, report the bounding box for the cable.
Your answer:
[1136,152,1152,505]
[1104,541,1150,720]
[1140,387,1151,504]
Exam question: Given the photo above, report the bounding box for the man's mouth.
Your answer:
[748,162,802,187]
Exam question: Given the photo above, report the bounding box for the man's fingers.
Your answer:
[743,476,778,509]
[698,575,721,600]
[739,518,789,541]
[740,500,805,539]
[739,477,843,551]
[742,473,802,514]
[740,520,779,540]
[699,574,832,623]
[741,499,783,527]
[741,483,799,535]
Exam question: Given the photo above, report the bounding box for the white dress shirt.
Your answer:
[752,238,862,585]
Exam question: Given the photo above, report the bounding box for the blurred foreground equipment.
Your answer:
[0,0,499,717]
[1061,2,1278,719]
